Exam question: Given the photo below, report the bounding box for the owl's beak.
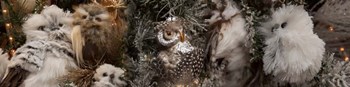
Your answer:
[272,24,279,32]
[179,31,185,42]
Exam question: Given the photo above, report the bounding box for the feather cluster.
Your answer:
[260,5,325,83]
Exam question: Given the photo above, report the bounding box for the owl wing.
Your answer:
[0,40,48,87]
[171,48,204,85]
[182,48,204,78]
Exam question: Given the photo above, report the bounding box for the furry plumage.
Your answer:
[260,5,325,83]
[92,64,126,87]
[156,17,204,86]
[0,5,77,87]
[206,0,250,86]
[72,3,126,67]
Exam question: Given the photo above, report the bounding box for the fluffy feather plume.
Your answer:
[260,5,325,83]
[71,25,85,65]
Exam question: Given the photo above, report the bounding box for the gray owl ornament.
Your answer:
[0,5,76,87]
[155,17,205,86]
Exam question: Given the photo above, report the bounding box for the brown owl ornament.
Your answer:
[71,0,126,68]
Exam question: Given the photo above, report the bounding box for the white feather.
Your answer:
[260,5,325,83]
[71,25,85,65]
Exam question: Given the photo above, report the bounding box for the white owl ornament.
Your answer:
[206,0,250,86]
[92,64,126,87]
[259,5,325,83]
[0,5,76,87]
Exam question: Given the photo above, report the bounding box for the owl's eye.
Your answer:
[95,17,101,22]
[102,72,107,77]
[58,23,63,27]
[38,26,45,31]
[163,30,174,40]
[82,15,87,19]
[281,22,287,28]
[166,31,172,36]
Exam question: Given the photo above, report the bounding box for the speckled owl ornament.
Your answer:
[259,5,325,83]
[155,17,204,86]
